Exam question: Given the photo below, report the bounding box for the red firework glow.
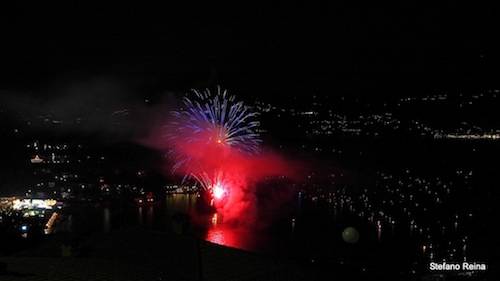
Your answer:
[165,126,297,224]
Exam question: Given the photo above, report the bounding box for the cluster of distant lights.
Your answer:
[307,117,500,140]
[12,199,58,210]
[28,141,101,164]
[30,154,72,164]
[15,210,59,237]
[255,91,500,140]
[435,133,500,140]
[302,168,476,263]
[27,142,69,151]
[164,185,198,194]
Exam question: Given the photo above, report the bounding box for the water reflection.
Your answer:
[146,206,154,227]
[137,207,143,225]
[166,194,197,213]
[103,207,111,233]
[205,224,253,250]
[376,222,382,241]
[206,226,237,247]
[211,213,219,225]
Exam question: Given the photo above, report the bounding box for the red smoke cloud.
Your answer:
[169,128,297,224]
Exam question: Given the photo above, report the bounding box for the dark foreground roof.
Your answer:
[1,228,309,281]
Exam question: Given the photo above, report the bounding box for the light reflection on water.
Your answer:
[206,226,238,247]
[103,207,111,233]
[138,206,143,225]
[96,195,251,249]
[164,196,255,250]
[99,194,386,254]
[146,206,154,226]
[165,193,197,213]
[205,223,257,251]
[117,194,435,259]
[206,213,240,248]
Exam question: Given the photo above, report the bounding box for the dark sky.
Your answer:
[1,2,499,99]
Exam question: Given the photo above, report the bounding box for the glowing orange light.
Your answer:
[211,213,218,225]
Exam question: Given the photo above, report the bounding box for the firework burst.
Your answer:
[167,86,261,193]
[171,86,261,153]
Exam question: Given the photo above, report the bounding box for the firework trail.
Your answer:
[167,86,261,193]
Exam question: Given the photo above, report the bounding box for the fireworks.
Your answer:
[160,86,295,222]
[171,86,261,153]
[168,87,261,194]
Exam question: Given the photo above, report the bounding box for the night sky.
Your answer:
[0,6,497,276]
[1,3,499,100]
